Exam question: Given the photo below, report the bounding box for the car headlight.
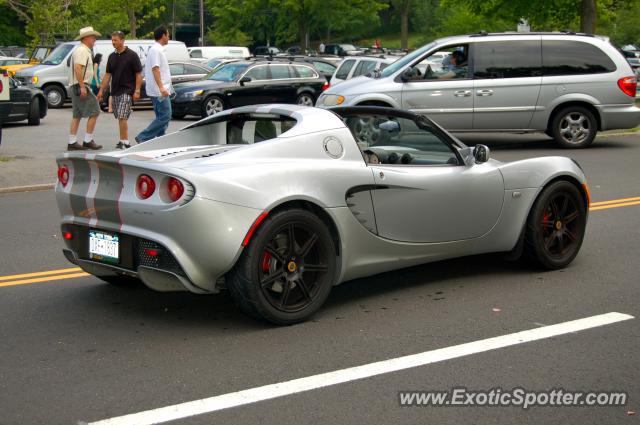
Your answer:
[31,76,38,84]
[322,94,345,106]
[182,89,203,98]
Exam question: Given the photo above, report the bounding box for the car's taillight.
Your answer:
[167,177,184,202]
[57,165,69,186]
[617,76,637,97]
[136,174,156,199]
[322,82,330,91]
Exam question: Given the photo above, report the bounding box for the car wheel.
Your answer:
[523,180,587,269]
[27,99,40,125]
[201,95,224,118]
[296,93,315,107]
[551,106,597,148]
[227,208,337,325]
[44,85,65,109]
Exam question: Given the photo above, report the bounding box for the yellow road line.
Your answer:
[590,200,640,211]
[591,196,640,207]
[0,267,82,282]
[0,272,89,288]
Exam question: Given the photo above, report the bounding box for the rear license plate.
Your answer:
[89,231,119,263]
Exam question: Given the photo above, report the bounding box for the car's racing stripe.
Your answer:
[68,157,92,220]
[86,160,100,227]
[93,159,124,227]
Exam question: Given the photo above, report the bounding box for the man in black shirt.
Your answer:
[97,31,142,149]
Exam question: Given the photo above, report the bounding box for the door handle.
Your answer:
[454,90,471,97]
[476,89,493,96]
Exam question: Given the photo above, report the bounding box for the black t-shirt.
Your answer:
[106,47,143,96]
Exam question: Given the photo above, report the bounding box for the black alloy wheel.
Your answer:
[524,180,587,269]
[228,208,336,325]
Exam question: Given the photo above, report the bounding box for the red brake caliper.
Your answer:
[261,252,272,273]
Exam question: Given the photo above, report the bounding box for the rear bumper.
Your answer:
[596,103,640,130]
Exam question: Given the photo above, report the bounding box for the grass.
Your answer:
[0,156,15,163]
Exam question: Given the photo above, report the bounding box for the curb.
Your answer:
[0,183,55,194]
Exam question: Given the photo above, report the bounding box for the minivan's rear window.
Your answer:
[542,41,616,75]
[474,41,542,79]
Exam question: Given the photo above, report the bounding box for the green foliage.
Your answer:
[0,5,29,45]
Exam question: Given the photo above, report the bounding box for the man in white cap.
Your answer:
[67,26,103,150]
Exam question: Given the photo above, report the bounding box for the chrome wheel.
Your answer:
[204,96,224,116]
[296,93,314,106]
[551,106,597,148]
[44,86,65,108]
[559,112,590,145]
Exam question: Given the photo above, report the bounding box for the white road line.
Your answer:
[85,312,633,425]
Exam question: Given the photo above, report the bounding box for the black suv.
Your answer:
[171,59,326,118]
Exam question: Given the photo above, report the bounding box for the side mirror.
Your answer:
[379,120,400,133]
[473,144,490,163]
[239,76,252,86]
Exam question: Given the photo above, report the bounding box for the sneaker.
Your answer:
[115,142,130,150]
[83,140,103,150]
[67,142,86,151]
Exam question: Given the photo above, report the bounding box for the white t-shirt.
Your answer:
[144,42,172,97]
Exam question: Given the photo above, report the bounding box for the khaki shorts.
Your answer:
[71,88,101,118]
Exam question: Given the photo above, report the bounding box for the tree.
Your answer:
[2,0,74,46]
[391,0,411,50]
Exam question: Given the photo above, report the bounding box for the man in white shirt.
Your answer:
[136,25,173,143]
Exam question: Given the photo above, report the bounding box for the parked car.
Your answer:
[318,32,640,148]
[205,58,241,71]
[55,104,589,324]
[620,49,640,70]
[0,46,27,58]
[0,57,29,67]
[15,40,189,108]
[171,59,326,118]
[285,46,317,56]
[283,56,338,81]
[98,61,211,110]
[330,55,397,87]
[253,46,282,56]
[0,74,47,127]
[1,45,57,77]
[324,43,362,56]
[188,46,250,62]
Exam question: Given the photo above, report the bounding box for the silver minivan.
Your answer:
[318,32,640,148]
[14,40,189,108]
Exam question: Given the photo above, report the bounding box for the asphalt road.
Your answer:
[0,115,639,424]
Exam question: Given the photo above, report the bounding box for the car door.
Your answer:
[169,63,187,84]
[343,112,504,243]
[401,44,474,130]
[472,39,542,130]
[266,64,297,103]
[229,64,270,107]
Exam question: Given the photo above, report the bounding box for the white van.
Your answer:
[14,39,189,108]
[188,46,250,62]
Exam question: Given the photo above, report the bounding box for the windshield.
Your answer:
[42,44,74,65]
[379,41,437,78]
[206,63,249,82]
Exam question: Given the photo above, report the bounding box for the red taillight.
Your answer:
[322,82,330,91]
[617,76,637,97]
[136,174,156,199]
[144,248,159,257]
[63,231,73,240]
[57,165,69,186]
[167,177,184,202]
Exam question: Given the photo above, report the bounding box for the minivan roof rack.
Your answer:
[468,31,595,38]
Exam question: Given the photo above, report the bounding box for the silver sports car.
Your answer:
[55,104,590,324]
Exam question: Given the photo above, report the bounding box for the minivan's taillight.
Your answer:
[57,165,69,186]
[617,76,637,97]
[136,174,156,199]
[322,82,330,91]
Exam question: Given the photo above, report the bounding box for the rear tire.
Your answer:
[523,180,587,269]
[551,106,597,148]
[296,92,315,106]
[27,99,40,125]
[227,208,336,325]
[201,95,224,118]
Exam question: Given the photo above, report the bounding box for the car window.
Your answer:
[411,45,469,80]
[335,59,356,79]
[190,49,202,59]
[32,47,49,62]
[312,61,336,74]
[352,60,377,77]
[269,64,291,79]
[184,64,206,74]
[542,41,616,75]
[226,116,297,144]
[169,63,185,75]
[208,63,249,81]
[343,114,459,166]
[245,65,268,80]
[42,43,74,65]
[294,65,316,78]
[474,40,542,78]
